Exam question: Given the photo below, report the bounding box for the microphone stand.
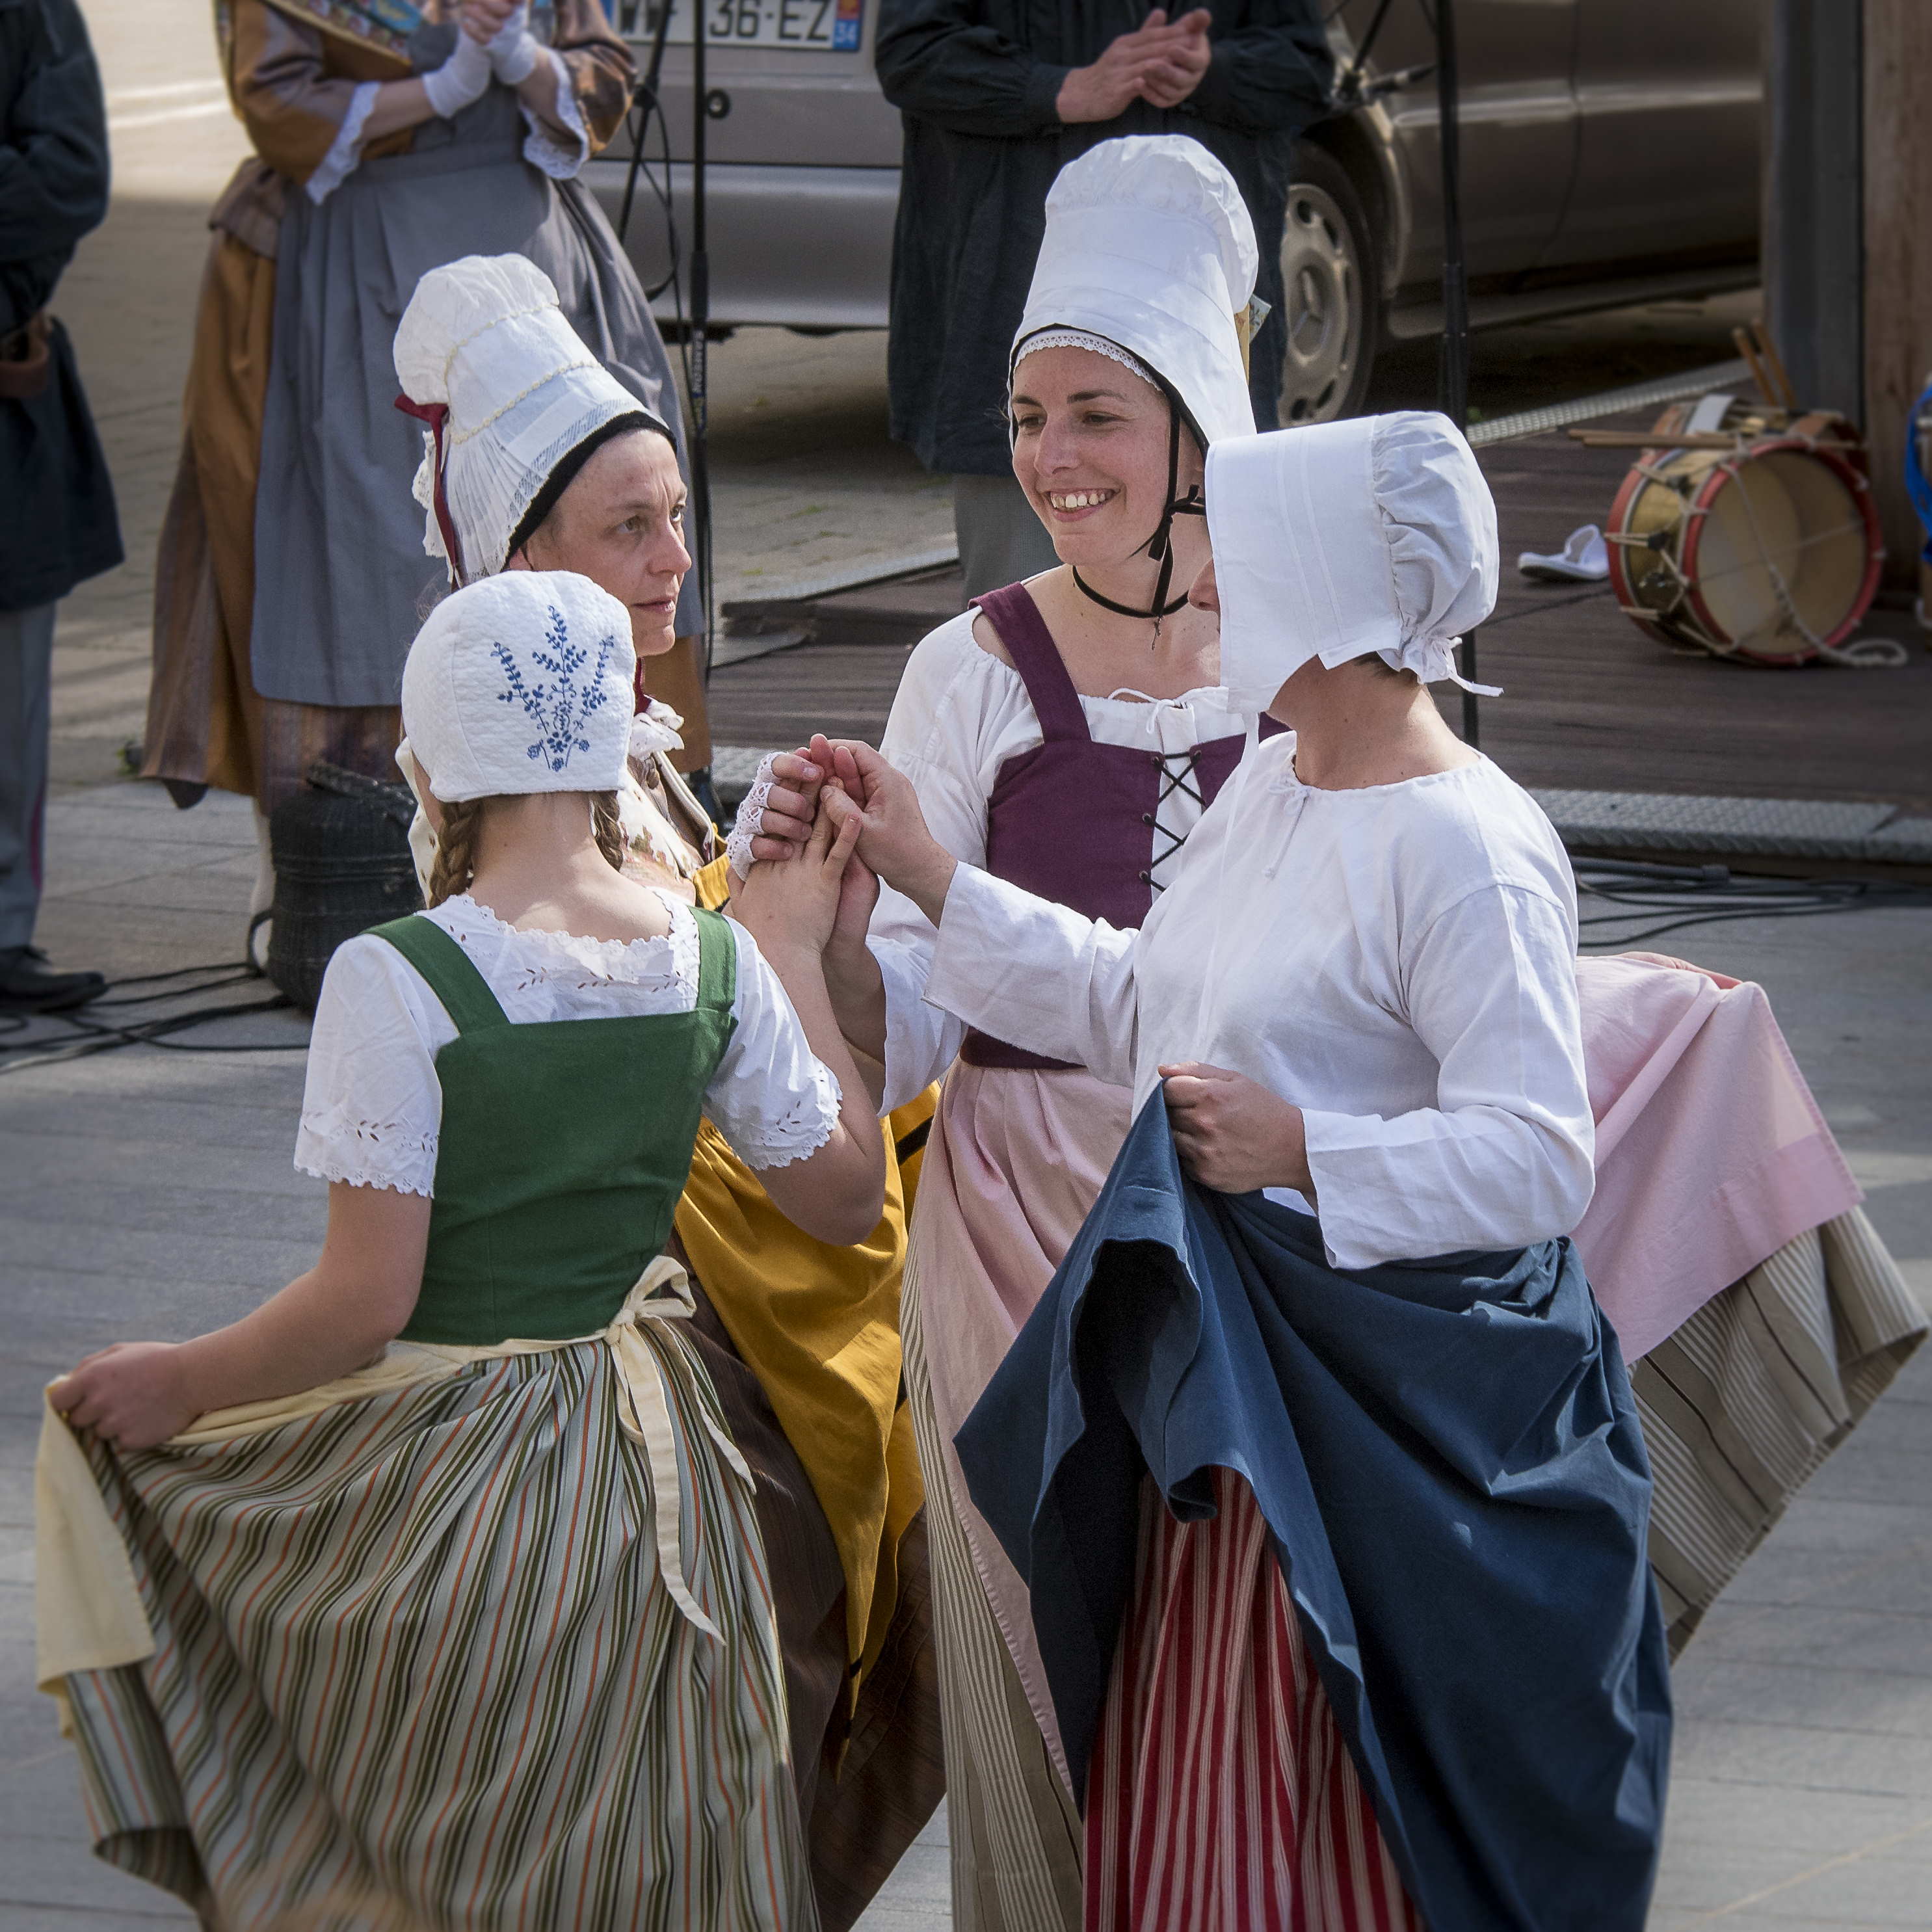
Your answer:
[1432,0,1479,746]
[689,0,714,687]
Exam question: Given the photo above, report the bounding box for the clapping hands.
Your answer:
[1057,7,1215,124]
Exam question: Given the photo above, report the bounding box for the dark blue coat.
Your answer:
[956,1096,1672,1932]
[0,0,121,613]
[875,0,1332,474]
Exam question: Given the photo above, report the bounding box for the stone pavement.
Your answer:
[3,780,1931,1929]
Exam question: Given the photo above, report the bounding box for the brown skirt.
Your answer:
[687,1278,945,1932]
[142,231,399,812]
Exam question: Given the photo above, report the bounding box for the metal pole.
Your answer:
[1433,0,1478,746]
[689,0,713,681]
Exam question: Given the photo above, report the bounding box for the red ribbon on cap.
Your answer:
[395,393,466,587]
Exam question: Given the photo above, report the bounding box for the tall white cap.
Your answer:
[1012,135,1260,447]
[1207,412,1502,716]
[393,254,674,584]
[401,570,637,803]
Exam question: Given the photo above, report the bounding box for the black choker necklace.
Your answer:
[1071,568,1189,622]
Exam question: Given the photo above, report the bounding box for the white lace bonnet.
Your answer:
[1011,135,1261,447]
[401,570,638,803]
[1204,411,1502,713]
[393,254,673,585]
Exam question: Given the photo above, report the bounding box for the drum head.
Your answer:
[1683,445,1880,662]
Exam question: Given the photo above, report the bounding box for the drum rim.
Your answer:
[1678,435,1883,661]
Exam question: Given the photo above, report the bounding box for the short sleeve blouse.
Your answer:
[295,892,841,1195]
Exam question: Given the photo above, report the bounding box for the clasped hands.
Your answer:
[423,0,544,119]
[734,736,1316,1199]
[1057,7,1215,125]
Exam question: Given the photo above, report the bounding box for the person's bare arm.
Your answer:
[50,1184,432,1450]
[730,808,889,1243]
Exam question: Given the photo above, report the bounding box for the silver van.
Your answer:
[589,0,1762,423]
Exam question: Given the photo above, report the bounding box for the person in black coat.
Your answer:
[0,0,120,1010]
[875,0,1331,596]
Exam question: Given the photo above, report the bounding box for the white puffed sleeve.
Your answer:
[294,934,455,1196]
[704,922,844,1171]
[1301,883,1596,1269]
[923,865,1143,1089]
[867,622,1011,1111]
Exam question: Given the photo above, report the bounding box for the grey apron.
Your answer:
[252,27,698,708]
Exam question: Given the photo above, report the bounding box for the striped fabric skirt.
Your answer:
[54,1321,813,1931]
[1632,1206,1925,1654]
[1085,1471,1423,1932]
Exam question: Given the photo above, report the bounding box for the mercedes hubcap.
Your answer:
[1278,183,1363,424]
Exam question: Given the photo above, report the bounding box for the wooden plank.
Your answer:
[1863,0,1932,583]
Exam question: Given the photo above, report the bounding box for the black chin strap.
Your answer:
[1067,394,1207,644]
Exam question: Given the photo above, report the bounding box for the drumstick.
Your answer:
[1567,429,1752,450]
[1753,324,1800,412]
[1732,326,1777,407]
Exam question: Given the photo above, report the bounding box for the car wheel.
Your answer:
[1277,148,1379,424]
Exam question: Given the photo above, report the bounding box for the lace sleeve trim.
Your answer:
[729,1061,843,1172]
[520,49,590,179]
[306,80,380,205]
[295,1107,439,1198]
[295,1158,435,1200]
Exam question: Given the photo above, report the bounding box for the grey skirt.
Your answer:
[252,96,699,709]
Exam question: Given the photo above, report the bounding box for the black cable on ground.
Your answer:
[1574,859,1932,951]
[0,957,306,1076]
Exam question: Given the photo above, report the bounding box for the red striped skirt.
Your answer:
[1084,1468,1425,1932]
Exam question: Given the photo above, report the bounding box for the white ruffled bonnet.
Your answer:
[1012,135,1260,447]
[393,254,674,585]
[1206,411,1502,713]
[401,570,638,802]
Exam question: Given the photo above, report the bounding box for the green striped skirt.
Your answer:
[56,1322,814,1931]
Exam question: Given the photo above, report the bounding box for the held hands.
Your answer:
[732,777,867,962]
[50,1343,200,1452]
[1161,1062,1315,1197]
[731,733,955,925]
[463,0,544,84]
[1057,8,1215,125]
[423,5,497,117]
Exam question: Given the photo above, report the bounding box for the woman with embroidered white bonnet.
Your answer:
[391,252,947,1930]
[43,568,882,1927]
[812,414,1675,1930]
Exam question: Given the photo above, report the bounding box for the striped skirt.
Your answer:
[52,1318,813,1931]
[1085,1471,1423,1932]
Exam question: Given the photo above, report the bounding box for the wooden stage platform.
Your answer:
[707,410,1932,815]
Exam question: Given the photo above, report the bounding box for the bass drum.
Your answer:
[1606,410,1884,665]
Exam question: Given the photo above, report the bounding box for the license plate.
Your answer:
[611,0,864,51]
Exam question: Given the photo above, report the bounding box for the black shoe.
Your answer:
[0,944,107,1013]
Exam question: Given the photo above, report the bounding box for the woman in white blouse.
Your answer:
[812,412,1633,1930]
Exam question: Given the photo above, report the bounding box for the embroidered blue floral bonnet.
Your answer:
[401,571,637,802]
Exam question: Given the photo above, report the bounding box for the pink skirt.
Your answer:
[1085,1470,1424,1932]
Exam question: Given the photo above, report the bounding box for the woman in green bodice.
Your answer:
[44,570,878,1930]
